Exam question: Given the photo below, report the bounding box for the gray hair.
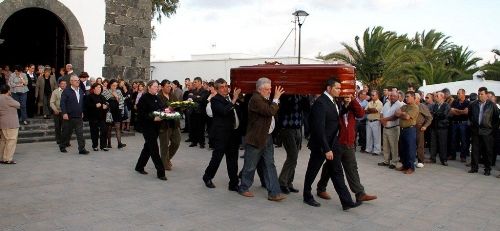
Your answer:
[214,78,227,90]
[256,77,271,90]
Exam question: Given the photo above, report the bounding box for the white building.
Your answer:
[151,53,325,84]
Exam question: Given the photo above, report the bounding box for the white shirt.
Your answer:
[268,98,279,134]
[71,86,80,103]
[381,100,403,127]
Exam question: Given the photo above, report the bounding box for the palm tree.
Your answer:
[322,26,413,90]
[446,45,481,81]
[151,0,179,23]
[481,49,500,81]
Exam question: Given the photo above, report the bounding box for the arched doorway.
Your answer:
[0,0,86,74]
[0,7,69,70]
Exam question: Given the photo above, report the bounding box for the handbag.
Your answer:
[106,111,113,123]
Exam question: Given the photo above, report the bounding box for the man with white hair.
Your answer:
[59,75,88,154]
[378,90,403,169]
[427,92,450,166]
[238,77,286,202]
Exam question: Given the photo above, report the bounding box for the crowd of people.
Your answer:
[1,62,499,210]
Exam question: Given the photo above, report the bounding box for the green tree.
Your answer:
[481,49,500,81]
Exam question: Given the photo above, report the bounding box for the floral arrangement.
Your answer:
[152,107,181,120]
[169,100,198,110]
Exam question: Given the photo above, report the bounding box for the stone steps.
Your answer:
[17,117,135,144]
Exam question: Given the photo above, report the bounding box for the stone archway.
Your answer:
[0,0,86,73]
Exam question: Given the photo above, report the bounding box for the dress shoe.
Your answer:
[118,143,127,149]
[304,198,321,207]
[93,148,99,151]
[280,186,290,194]
[484,170,491,176]
[377,162,389,166]
[371,153,379,156]
[288,186,299,193]
[60,148,68,153]
[317,191,331,200]
[100,148,109,151]
[158,176,167,181]
[388,164,396,169]
[203,179,216,188]
[342,201,362,211]
[268,194,286,202]
[239,191,254,197]
[357,194,377,202]
[395,166,407,171]
[136,169,148,175]
[404,169,415,174]
[107,144,112,148]
[468,169,478,173]
[79,150,90,155]
[360,150,368,153]
[189,143,197,147]
[441,161,448,166]
[228,185,239,192]
[465,162,471,167]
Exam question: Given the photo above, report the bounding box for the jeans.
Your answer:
[239,135,281,196]
[400,127,417,170]
[449,122,469,159]
[12,92,27,121]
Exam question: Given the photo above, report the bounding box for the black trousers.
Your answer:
[203,129,240,187]
[89,120,107,149]
[135,131,165,177]
[189,112,206,145]
[317,144,365,198]
[471,132,493,172]
[303,149,354,206]
[430,128,448,162]
[355,119,367,150]
[53,114,63,144]
[59,118,85,151]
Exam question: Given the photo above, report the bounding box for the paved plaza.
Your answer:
[1,133,499,231]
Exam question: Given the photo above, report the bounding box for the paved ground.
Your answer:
[1,133,499,231]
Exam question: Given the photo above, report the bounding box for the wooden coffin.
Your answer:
[230,64,356,96]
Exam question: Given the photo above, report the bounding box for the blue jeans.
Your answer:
[239,135,281,196]
[400,127,416,170]
[12,92,27,121]
[449,122,469,159]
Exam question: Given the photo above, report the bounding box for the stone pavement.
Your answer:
[1,134,499,231]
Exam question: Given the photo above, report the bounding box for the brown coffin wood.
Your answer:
[230,64,356,96]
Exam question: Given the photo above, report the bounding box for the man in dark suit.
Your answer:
[187,77,209,148]
[468,87,499,176]
[59,75,88,154]
[303,78,360,210]
[202,78,242,191]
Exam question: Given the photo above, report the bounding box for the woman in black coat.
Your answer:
[85,83,109,151]
[134,80,167,181]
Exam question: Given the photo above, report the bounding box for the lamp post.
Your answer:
[292,10,309,64]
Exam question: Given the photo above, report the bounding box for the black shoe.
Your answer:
[118,143,126,149]
[228,185,239,192]
[388,164,396,169]
[189,143,197,147]
[136,169,148,175]
[203,178,216,188]
[60,148,67,153]
[200,144,205,149]
[304,198,321,207]
[107,144,112,149]
[378,162,389,166]
[158,176,168,181]
[468,169,478,173]
[185,139,192,142]
[484,170,491,176]
[288,186,299,193]
[441,161,448,166]
[79,150,90,155]
[93,148,99,151]
[100,148,109,151]
[280,186,290,194]
[343,201,362,211]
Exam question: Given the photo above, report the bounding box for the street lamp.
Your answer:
[292,10,309,64]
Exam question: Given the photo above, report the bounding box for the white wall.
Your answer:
[151,57,324,84]
[59,0,105,77]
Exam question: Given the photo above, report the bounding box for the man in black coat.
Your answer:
[187,77,209,148]
[59,75,88,154]
[468,87,500,176]
[202,78,242,191]
[303,78,360,210]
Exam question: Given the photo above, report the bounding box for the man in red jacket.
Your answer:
[316,94,377,202]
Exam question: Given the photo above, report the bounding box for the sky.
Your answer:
[151,0,500,65]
